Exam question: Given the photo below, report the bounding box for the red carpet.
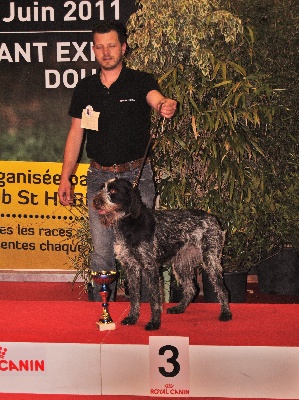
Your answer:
[0,301,298,347]
[0,282,298,400]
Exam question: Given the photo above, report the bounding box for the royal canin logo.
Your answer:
[0,346,45,372]
[150,383,189,396]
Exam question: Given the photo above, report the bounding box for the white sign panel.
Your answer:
[190,345,299,399]
[1,342,299,398]
[149,336,190,397]
[0,342,101,395]
[101,344,150,395]
[101,344,299,398]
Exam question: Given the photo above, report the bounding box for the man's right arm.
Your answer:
[58,118,84,205]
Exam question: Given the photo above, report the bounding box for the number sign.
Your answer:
[149,336,190,397]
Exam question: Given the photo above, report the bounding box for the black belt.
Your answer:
[90,158,150,174]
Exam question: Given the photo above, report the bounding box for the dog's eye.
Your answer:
[109,188,117,194]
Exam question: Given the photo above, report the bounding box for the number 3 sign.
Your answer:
[149,336,190,397]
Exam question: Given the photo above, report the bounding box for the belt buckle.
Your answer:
[113,164,117,174]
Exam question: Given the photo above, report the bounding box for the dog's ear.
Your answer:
[129,187,143,218]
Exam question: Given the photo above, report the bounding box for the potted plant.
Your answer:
[225,0,299,295]
[126,0,274,302]
[255,169,299,295]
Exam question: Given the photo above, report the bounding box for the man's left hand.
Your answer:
[159,98,177,118]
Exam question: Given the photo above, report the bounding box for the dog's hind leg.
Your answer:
[200,227,232,321]
[202,258,232,321]
[121,264,141,326]
[166,263,197,315]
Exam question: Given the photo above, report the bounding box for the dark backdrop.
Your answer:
[0,0,137,161]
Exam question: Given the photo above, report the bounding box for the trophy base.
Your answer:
[96,321,116,331]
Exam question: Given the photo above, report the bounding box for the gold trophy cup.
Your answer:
[91,270,118,331]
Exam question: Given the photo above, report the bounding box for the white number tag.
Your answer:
[81,106,100,131]
[149,336,190,397]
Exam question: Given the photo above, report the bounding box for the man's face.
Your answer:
[93,30,126,71]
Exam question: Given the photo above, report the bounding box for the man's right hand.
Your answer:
[58,179,73,206]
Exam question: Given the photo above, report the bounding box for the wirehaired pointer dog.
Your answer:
[93,178,232,330]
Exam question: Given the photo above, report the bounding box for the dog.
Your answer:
[93,178,232,330]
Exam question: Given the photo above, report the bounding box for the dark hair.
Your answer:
[92,20,127,45]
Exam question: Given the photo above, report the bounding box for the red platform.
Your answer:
[0,301,298,346]
[0,301,298,400]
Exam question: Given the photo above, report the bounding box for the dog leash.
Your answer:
[132,102,165,188]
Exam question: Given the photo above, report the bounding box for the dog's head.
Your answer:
[93,178,143,227]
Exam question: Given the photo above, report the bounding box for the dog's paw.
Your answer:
[145,321,161,331]
[166,306,184,314]
[121,316,138,326]
[219,310,232,321]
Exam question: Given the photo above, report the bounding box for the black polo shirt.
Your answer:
[68,66,160,166]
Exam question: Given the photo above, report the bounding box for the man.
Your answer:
[58,20,177,300]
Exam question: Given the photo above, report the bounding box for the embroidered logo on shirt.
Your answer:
[119,99,136,102]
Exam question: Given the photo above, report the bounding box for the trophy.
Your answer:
[91,270,118,331]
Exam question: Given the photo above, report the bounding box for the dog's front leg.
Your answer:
[121,264,141,326]
[143,267,162,331]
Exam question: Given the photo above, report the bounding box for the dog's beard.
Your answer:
[97,207,126,227]
[98,211,119,227]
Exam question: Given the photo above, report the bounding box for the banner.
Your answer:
[0,161,89,269]
[0,1,137,269]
